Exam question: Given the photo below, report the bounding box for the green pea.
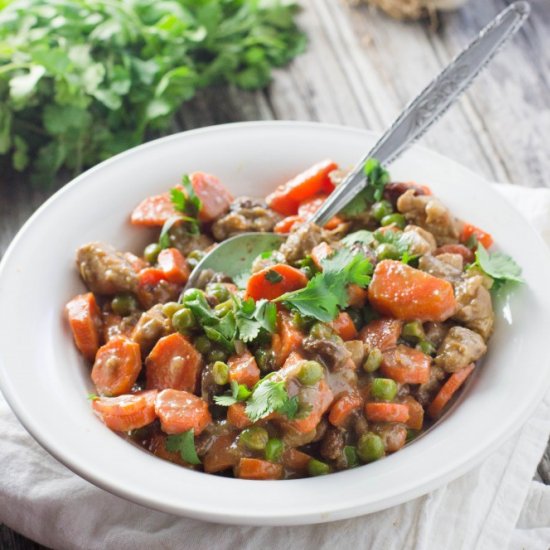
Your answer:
[206,283,230,303]
[194,335,212,355]
[144,242,161,264]
[371,200,393,221]
[162,301,184,318]
[111,293,138,316]
[214,299,234,317]
[417,340,436,355]
[375,243,401,260]
[208,348,228,363]
[212,361,229,385]
[265,438,284,462]
[357,433,385,463]
[239,427,269,451]
[370,378,398,401]
[363,348,383,373]
[309,322,333,340]
[380,213,406,229]
[343,445,359,468]
[172,308,196,333]
[297,360,324,386]
[182,288,205,304]
[402,321,425,342]
[188,249,206,262]
[307,458,331,476]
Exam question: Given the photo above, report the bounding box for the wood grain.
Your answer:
[1,0,549,547]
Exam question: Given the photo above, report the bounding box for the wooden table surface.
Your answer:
[1,0,549,547]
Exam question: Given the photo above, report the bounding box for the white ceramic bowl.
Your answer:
[1,121,550,525]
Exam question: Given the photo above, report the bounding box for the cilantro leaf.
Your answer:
[341,230,375,247]
[473,243,523,289]
[214,380,251,407]
[236,298,277,343]
[245,377,299,422]
[165,430,201,465]
[276,248,373,322]
[341,158,390,216]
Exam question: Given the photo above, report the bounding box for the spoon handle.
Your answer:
[312,1,530,226]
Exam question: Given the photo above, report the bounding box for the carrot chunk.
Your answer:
[282,378,333,434]
[137,267,166,287]
[92,390,157,432]
[380,345,431,384]
[297,194,343,228]
[460,222,493,249]
[271,312,304,367]
[282,449,312,473]
[347,284,369,308]
[235,457,283,480]
[266,160,338,216]
[130,193,176,227]
[360,318,403,352]
[401,395,425,430]
[227,402,253,429]
[428,363,475,418]
[246,264,308,301]
[328,392,363,427]
[368,260,457,322]
[66,292,102,361]
[228,350,260,389]
[203,434,239,473]
[155,389,212,435]
[91,336,142,396]
[274,215,305,234]
[145,333,202,392]
[190,172,233,222]
[365,402,410,423]
[157,248,190,285]
[331,312,358,341]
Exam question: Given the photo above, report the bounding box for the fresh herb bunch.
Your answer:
[0,0,305,182]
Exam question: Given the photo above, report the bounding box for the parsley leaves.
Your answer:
[473,243,523,290]
[165,430,201,465]
[245,376,299,422]
[235,298,277,343]
[275,248,373,322]
[1,0,305,182]
[265,269,283,284]
[341,158,390,216]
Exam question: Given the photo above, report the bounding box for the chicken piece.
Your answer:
[279,222,325,263]
[302,336,355,371]
[251,250,286,274]
[424,322,450,349]
[131,304,171,355]
[76,242,138,295]
[401,225,437,257]
[397,189,460,245]
[415,365,446,407]
[169,226,214,255]
[320,426,346,461]
[211,197,281,241]
[418,254,463,283]
[435,326,487,373]
[453,274,495,340]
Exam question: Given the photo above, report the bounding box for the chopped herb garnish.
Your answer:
[214,380,252,406]
[265,269,283,284]
[245,375,300,422]
[275,248,373,322]
[472,243,523,290]
[341,230,375,247]
[341,158,390,216]
[235,298,277,343]
[165,430,201,465]
[87,393,99,401]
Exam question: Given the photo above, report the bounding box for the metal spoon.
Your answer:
[185,2,530,289]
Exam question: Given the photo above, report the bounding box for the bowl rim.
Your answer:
[1,120,550,525]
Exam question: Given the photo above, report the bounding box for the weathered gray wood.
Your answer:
[1,0,549,547]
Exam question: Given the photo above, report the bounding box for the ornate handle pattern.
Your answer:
[312,2,530,226]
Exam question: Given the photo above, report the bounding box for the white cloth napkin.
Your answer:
[1,184,550,550]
